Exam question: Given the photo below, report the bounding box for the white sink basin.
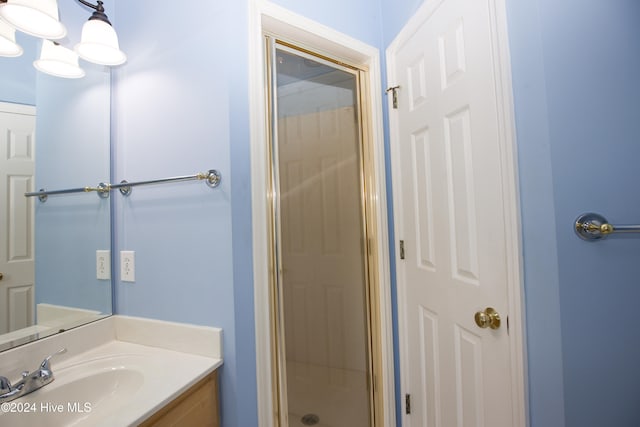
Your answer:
[0,355,144,427]
[0,341,220,426]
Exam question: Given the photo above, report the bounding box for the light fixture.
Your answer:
[0,0,126,78]
[74,0,126,66]
[0,0,67,40]
[0,18,22,57]
[34,40,85,79]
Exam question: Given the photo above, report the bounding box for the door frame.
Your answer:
[249,1,395,426]
[385,0,528,426]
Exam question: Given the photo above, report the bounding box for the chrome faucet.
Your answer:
[0,348,67,402]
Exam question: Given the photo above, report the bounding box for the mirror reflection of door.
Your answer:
[271,43,374,427]
[0,102,36,335]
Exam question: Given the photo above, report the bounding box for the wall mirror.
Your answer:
[0,4,113,353]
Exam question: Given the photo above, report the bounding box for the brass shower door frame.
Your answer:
[264,36,384,427]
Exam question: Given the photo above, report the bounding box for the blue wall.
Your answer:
[111,1,383,426]
[107,0,640,426]
[379,0,423,47]
[526,1,640,426]
[111,1,252,426]
[507,0,640,425]
[0,32,37,105]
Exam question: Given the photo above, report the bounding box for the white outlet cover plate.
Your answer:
[121,250,135,282]
[96,250,111,280]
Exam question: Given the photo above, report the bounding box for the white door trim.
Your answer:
[248,2,395,426]
[386,0,528,425]
[0,101,36,116]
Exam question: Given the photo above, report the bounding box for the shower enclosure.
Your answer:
[267,40,375,427]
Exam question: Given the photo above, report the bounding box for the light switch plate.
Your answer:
[121,250,135,282]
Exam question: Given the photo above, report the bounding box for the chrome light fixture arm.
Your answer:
[76,0,112,25]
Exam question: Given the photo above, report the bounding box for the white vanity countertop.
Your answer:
[0,315,222,427]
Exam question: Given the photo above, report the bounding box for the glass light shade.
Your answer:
[0,0,66,40]
[75,20,126,66]
[0,19,22,57]
[34,40,85,79]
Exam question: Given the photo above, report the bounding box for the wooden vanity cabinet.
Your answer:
[139,370,219,427]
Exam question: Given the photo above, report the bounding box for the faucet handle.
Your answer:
[0,376,11,393]
[40,348,67,371]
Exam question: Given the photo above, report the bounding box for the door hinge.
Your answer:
[386,85,400,109]
[405,393,411,414]
[399,240,405,260]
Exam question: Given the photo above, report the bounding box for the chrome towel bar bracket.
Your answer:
[574,212,640,241]
[27,183,111,203]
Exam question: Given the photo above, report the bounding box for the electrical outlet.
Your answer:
[96,250,110,280]
[121,251,135,282]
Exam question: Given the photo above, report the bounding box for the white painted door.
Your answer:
[387,0,524,426]
[0,102,36,334]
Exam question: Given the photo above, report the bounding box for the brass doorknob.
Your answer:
[474,307,501,329]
